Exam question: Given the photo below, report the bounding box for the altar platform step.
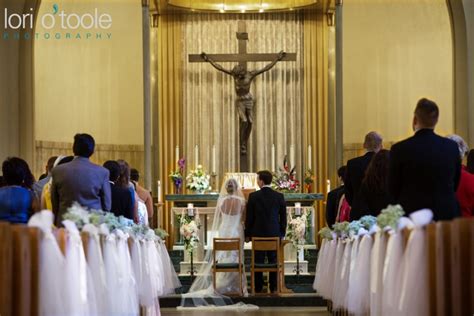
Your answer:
[159,293,327,308]
[169,248,319,274]
[174,274,316,294]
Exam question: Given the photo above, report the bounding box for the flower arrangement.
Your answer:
[286,211,308,248]
[376,204,405,230]
[273,156,300,193]
[179,214,200,253]
[359,215,377,231]
[318,227,333,240]
[63,203,166,239]
[303,169,315,192]
[186,165,211,193]
[332,221,350,238]
[170,158,185,193]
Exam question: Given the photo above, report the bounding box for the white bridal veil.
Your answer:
[178,178,258,311]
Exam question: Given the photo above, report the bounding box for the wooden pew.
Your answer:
[0,222,13,316]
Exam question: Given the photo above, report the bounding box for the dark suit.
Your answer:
[389,129,461,221]
[345,151,375,206]
[245,186,287,292]
[51,157,111,225]
[110,182,134,220]
[326,185,345,227]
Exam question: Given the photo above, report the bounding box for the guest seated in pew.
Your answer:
[103,160,135,221]
[326,166,349,226]
[447,135,474,217]
[350,149,393,220]
[0,157,39,223]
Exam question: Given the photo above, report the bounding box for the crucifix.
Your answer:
[189,20,296,172]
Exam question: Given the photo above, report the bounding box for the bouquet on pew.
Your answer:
[63,202,167,240]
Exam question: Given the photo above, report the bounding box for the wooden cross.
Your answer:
[189,20,296,172]
[189,20,296,69]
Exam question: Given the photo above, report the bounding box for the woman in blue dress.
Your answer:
[0,157,38,223]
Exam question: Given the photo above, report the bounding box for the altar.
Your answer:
[165,192,324,276]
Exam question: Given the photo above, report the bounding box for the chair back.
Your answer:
[213,238,241,252]
[252,237,280,251]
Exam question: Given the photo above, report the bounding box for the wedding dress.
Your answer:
[28,211,67,316]
[179,179,258,311]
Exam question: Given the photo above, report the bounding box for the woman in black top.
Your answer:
[350,149,393,221]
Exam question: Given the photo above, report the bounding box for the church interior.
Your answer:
[1,0,474,315]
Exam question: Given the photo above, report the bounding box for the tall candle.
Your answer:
[295,202,301,216]
[175,145,179,165]
[326,179,331,193]
[157,180,162,202]
[212,144,216,173]
[290,144,295,167]
[271,144,275,172]
[308,145,312,170]
[194,145,199,168]
[187,203,194,216]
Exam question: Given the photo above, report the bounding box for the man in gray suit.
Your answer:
[51,133,111,225]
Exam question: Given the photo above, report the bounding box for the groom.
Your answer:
[245,170,287,293]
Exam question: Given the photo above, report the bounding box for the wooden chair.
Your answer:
[250,237,281,295]
[212,237,244,296]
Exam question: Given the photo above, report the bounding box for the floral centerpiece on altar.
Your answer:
[186,165,211,193]
[273,156,300,193]
[286,210,308,248]
[179,214,200,254]
[170,158,185,194]
[303,169,315,193]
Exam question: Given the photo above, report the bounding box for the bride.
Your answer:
[179,178,257,310]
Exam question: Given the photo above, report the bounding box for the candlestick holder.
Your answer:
[210,172,217,193]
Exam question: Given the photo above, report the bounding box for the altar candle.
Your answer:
[175,145,179,165]
[187,203,194,216]
[212,144,216,173]
[271,144,275,172]
[290,144,295,167]
[308,145,312,170]
[326,179,331,193]
[295,202,301,216]
[157,180,162,202]
[194,145,199,168]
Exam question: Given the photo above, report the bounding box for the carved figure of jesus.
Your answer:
[201,50,286,155]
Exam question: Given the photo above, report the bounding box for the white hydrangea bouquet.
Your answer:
[179,214,200,254]
[186,165,211,193]
[286,210,308,247]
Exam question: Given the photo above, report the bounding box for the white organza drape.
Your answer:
[182,13,304,174]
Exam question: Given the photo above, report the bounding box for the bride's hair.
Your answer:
[225,178,239,194]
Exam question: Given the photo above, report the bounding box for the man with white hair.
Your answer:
[447,134,474,217]
[345,131,383,206]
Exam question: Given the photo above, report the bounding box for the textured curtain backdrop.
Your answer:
[182,13,304,182]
